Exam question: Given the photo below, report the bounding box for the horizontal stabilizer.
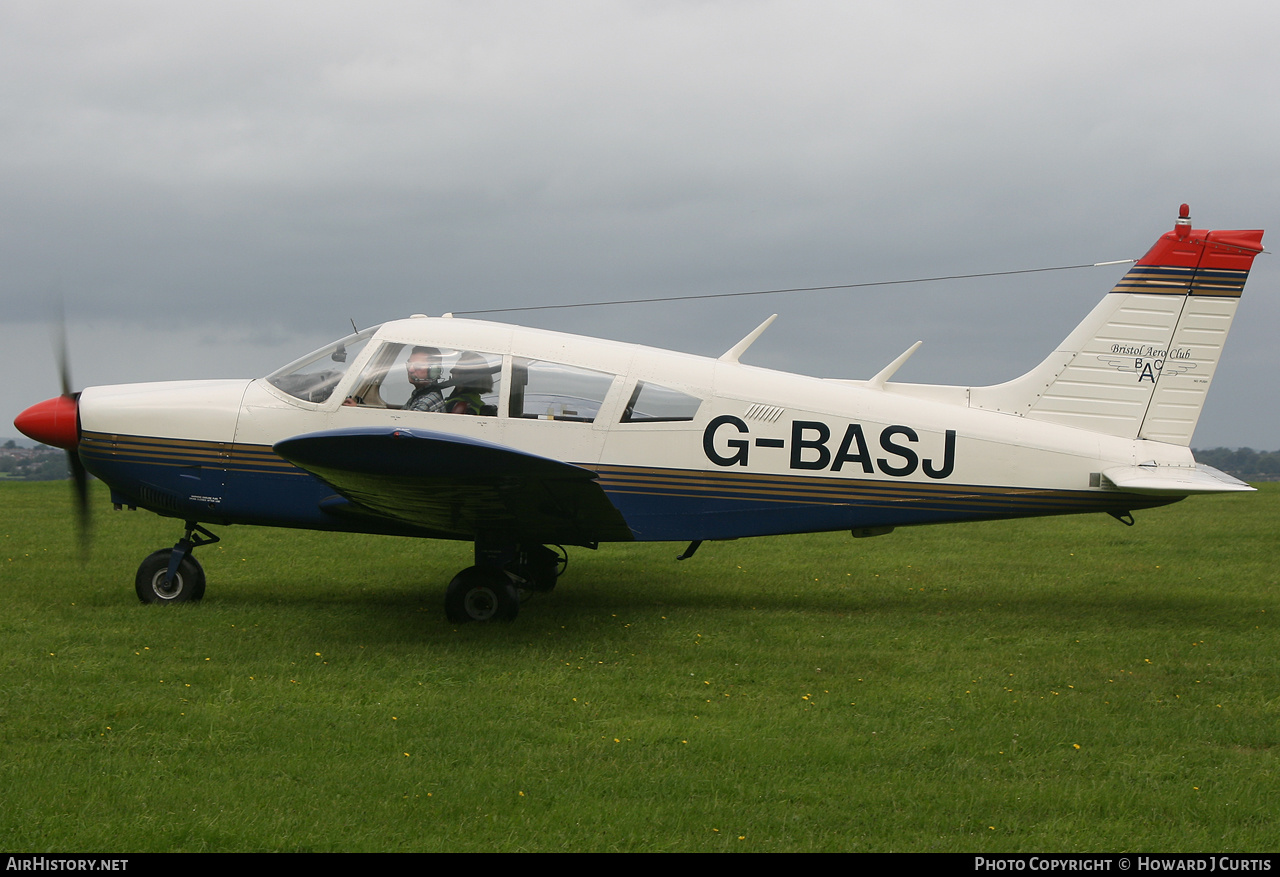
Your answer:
[1101,463,1253,494]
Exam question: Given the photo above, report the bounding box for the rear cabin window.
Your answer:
[621,381,702,423]
[511,359,615,423]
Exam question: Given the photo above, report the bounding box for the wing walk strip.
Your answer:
[80,433,300,475]
[1110,265,1247,297]
[590,464,1109,515]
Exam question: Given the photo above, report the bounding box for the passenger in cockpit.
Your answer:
[445,352,495,415]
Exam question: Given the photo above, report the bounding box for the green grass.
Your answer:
[1,481,1277,851]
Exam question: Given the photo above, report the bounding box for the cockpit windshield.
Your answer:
[265,327,380,403]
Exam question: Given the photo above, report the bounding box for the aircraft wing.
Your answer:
[274,427,635,544]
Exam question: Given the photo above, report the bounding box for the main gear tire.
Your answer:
[445,566,520,623]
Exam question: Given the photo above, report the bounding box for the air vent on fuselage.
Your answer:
[744,404,785,423]
[139,483,184,514]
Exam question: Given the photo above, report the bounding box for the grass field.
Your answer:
[1,481,1276,852]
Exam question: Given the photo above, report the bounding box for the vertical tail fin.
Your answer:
[971,206,1264,445]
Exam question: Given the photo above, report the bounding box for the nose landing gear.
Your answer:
[135,521,219,604]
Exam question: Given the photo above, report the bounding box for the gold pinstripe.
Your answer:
[1111,265,1246,297]
[80,432,302,475]
[589,463,1108,513]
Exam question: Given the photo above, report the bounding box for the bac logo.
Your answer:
[703,416,956,479]
[1100,347,1196,383]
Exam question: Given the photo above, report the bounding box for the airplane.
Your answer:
[13,205,1265,623]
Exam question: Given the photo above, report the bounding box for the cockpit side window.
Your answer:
[344,342,405,408]
[266,330,374,404]
[510,359,615,423]
[347,343,501,416]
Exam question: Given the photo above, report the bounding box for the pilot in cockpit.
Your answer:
[403,346,450,413]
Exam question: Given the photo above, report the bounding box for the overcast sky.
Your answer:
[4,0,1278,449]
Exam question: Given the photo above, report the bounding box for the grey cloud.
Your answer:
[4,1,1278,448]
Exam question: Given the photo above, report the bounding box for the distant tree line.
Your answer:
[0,444,70,481]
[1192,448,1280,482]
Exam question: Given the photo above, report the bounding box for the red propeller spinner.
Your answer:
[14,394,81,450]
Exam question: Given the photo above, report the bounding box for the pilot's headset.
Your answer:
[407,346,445,386]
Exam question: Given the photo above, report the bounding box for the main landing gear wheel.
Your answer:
[445,566,520,623]
[135,549,206,603]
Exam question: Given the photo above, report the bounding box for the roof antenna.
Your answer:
[868,341,923,389]
[719,314,778,363]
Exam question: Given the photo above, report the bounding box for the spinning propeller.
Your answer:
[13,313,91,549]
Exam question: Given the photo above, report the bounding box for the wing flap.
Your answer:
[274,427,634,544]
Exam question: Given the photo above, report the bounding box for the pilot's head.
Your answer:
[406,347,443,389]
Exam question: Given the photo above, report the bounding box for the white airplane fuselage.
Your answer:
[76,314,1193,544]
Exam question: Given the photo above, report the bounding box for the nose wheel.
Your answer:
[136,549,206,603]
[135,521,218,604]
